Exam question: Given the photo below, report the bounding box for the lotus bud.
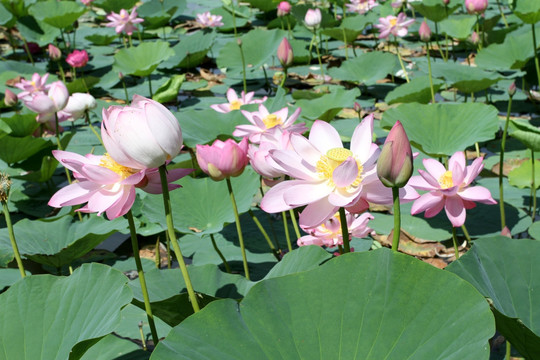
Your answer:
[277,37,294,68]
[4,89,18,107]
[443,0,450,4]
[508,82,516,97]
[470,31,480,45]
[377,120,413,188]
[118,72,124,79]
[304,8,321,28]
[277,1,291,17]
[501,226,512,238]
[419,21,431,42]
[0,172,11,202]
[48,44,61,61]
[465,0,488,14]
[237,38,242,47]
[196,137,249,181]
[353,102,362,113]
[66,49,89,68]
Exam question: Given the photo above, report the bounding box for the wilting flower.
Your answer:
[345,0,378,15]
[465,0,488,14]
[57,93,97,122]
[377,120,413,188]
[48,150,192,219]
[23,81,69,123]
[409,151,496,227]
[277,37,294,68]
[196,138,249,181]
[101,95,184,169]
[66,49,89,68]
[14,73,50,101]
[375,12,414,39]
[48,44,61,61]
[298,211,373,247]
[248,127,292,180]
[105,8,144,35]
[196,12,224,28]
[210,88,267,113]
[4,89,18,107]
[260,115,419,227]
[234,104,306,144]
[277,1,292,17]
[419,20,431,42]
[304,8,322,28]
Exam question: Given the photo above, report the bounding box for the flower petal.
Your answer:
[283,182,333,207]
[308,120,343,154]
[411,192,444,216]
[350,114,375,163]
[444,196,466,227]
[333,157,358,187]
[459,186,496,204]
[299,197,339,228]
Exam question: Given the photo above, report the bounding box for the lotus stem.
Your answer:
[452,226,459,259]
[395,39,409,83]
[314,32,325,80]
[248,209,280,261]
[531,149,537,220]
[391,187,401,252]
[280,68,288,88]
[138,321,147,351]
[499,95,513,229]
[308,34,315,64]
[461,224,472,245]
[121,77,129,104]
[226,177,250,280]
[532,24,540,90]
[165,231,171,269]
[434,22,446,61]
[426,42,435,103]
[57,62,66,82]
[506,341,511,360]
[282,211,292,252]
[147,75,153,98]
[238,39,248,94]
[155,238,160,268]
[85,111,104,147]
[158,165,200,312]
[289,209,302,240]
[21,38,34,66]
[2,200,25,278]
[55,113,74,186]
[496,0,509,28]
[210,233,231,273]
[339,207,351,253]
[286,17,292,39]
[126,210,159,346]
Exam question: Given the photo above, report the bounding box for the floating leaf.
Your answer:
[438,15,477,39]
[114,41,174,77]
[28,0,85,29]
[161,31,215,69]
[429,61,505,93]
[508,159,540,189]
[329,51,397,85]
[411,0,460,22]
[91,0,138,13]
[152,75,185,103]
[510,118,540,151]
[295,87,360,121]
[81,334,149,360]
[513,0,540,24]
[385,76,445,105]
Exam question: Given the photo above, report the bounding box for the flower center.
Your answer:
[229,100,242,111]
[262,114,283,129]
[316,147,363,188]
[389,18,398,27]
[439,170,454,189]
[99,153,139,179]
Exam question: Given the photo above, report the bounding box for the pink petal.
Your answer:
[444,196,466,227]
[260,180,297,213]
[408,173,438,191]
[270,149,317,180]
[299,197,339,228]
[308,120,343,154]
[105,186,136,219]
[459,186,496,204]
[411,192,444,216]
[333,157,358,187]
[423,158,447,180]
[48,181,102,207]
[290,134,322,165]
[283,182,333,207]
[350,114,374,163]
[463,157,484,186]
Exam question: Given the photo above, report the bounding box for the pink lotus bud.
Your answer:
[277,37,294,68]
[118,72,124,79]
[277,1,291,17]
[48,44,61,61]
[377,120,413,188]
[465,0,488,14]
[470,31,480,45]
[4,89,18,107]
[81,0,94,5]
[443,0,450,4]
[304,8,321,28]
[66,49,89,68]
[419,21,431,42]
[353,102,362,113]
[508,82,516,97]
[501,226,512,238]
[196,137,249,181]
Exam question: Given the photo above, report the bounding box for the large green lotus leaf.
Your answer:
[211,6,249,33]
[411,0,460,22]
[0,263,132,360]
[242,0,280,12]
[447,237,540,358]
[385,76,445,105]
[513,0,540,24]
[508,159,540,189]
[529,221,540,239]
[328,51,397,85]
[0,2,13,26]
[113,304,171,343]
[91,0,138,13]
[510,119,540,151]
[137,0,185,29]
[160,31,215,69]
[0,215,128,268]
[0,268,30,290]
[114,41,174,77]
[381,103,499,157]
[81,334,149,360]
[0,134,51,164]
[295,87,360,121]
[429,61,504,93]
[28,0,85,29]
[0,113,39,136]
[217,28,288,71]
[151,249,494,360]
[16,15,60,46]
[140,168,260,235]
[438,15,477,39]
[11,153,58,182]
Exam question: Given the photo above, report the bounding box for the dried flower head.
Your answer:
[0,172,12,202]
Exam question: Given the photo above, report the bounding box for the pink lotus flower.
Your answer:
[260,115,419,227]
[105,8,144,35]
[298,211,374,247]
[277,1,292,17]
[376,120,413,188]
[101,95,184,169]
[345,0,378,15]
[14,73,50,101]
[304,8,322,28]
[409,151,496,227]
[57,93,97,122]
[196,138,249,181]
[195,12,224,28]
[465,0,488,14]
[48,44,61,61]
[66,49,88,68]
[248,127,292,180]
[210,88,267,113]
[23,81,69,123]
[81,0,93,5]
[48,150,192,219]
[375,12,415,39]
[277,37,294,67]
[234,104,306,144]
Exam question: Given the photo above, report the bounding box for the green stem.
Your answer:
[391,187,401,252]
[341,27,348,60]
[158,165,200,312]
[282,211,292,252]
[426,43,435,103]
[434,22,446,61]
[395,40,410,83]
[210,233,231,273]
[531,149,537,220]
[148,75,153,98]
[55,113,74,186]
[57,62,66,83]
[280,68,288,88]
[339,207,351,253]
[452,226,460,259]
[476,17,483,51]
[308,34,315,64]
[506,341,511,360]
[85,111,104,147]
[496,0,509,28]
[21,38,34,66]
[226,177,250,280]
[499,96,513,229]
[126,210,159,345]
[238,40,248,94]
[314,33,325,80]
[248,209,280,261]
[166,231,171,269]
[121,77,129,104]
[532,24,540,89]
[289,209,301,240]
[461,224,472,245]
[2,201,25,278]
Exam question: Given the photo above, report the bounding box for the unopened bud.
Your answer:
[277,37,294,68]
[419,21,431,42]
[501,226,512,238]
[353,102,362,113]
[48,44,61,61]
[0,172,12,202]
[508,82,516,97]
[118,72,124,80]
[443,0,450,4]
[277,1,291,17]
[470,31,480,45]
[377,121,413,188]
[237,38,242,46]
[4,89,18,107]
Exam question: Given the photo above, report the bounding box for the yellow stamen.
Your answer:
[389,18,398,27]
[99,153,139,179]
[439,170,454,189]
[262,114,283,129]
[229,100,242,111]
[316,147,363,188]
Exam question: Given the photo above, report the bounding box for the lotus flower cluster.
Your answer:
[375,13,415,39]
[105,8,144,35]
[211,88,267,113]
[345,0,378,15]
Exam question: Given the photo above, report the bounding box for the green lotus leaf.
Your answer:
[28,0,85,29]
[447,237,540,358]
[385,76,445,105]
[91,0,138,13]
[114,41,175,77]
[438,15,477,39]
[513,0,540,24]
[0,113,39,137]
[152,75,185,103]
[508,159,540,189]
[411,0,460,22]
[151,249,494,359]
[0,134,51,165]
[529,221,540,240]
[328,51,397,85]
[510,119,540,151]
[137,0,185,29]
[295,87,360,121]
[429,61,504,93]
[81,334,149,360]
[381,103,499,156]
[0,268,30,290]
[242,0,280,12]
[0,2,13,26]
[0,263,132,360]
[211,7,249,32]
[160,31,215,70]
